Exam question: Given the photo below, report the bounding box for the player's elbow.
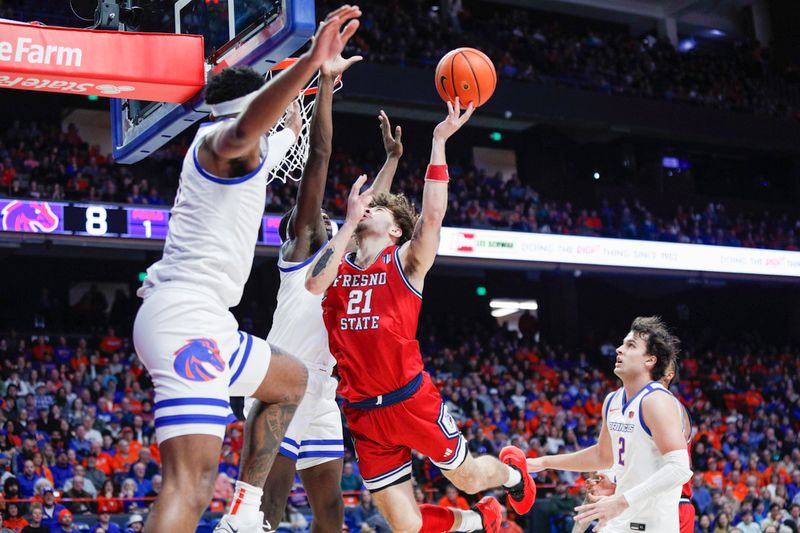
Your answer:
[304,276,326,295]
[422,207,446,226]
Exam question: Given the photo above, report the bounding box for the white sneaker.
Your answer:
[213,511,273,533]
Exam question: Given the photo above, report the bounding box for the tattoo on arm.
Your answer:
[312,247,334,277]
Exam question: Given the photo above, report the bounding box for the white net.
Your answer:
[265,62,342,185]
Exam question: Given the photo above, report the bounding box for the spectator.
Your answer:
[341,461,363,492]
[17,461,42,498]
[49,509,74,533]
[50,454,73,491]
[735,510,760,533]
[63,474,94,514]
[0,514,14,533]
[64,467,97,497]
[3,504,28,533]
[96,480,122,515]
[19,503,47,533]
[345,490,390,533]
[548,481,581,533]
[436,484,469,510]
[123,515,143,533]
[89,511,121,533]
[499,506,523,533]
[39,488,65,530]
[761,504,790,532]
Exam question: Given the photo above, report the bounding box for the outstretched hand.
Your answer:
[321,53,363,79]
[433,97,474,142]
[344,174,373,226]
[587,473,616,502]
[379,110,403,159]
[308,5,362,67]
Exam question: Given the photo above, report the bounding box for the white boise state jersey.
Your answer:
[605,382,682,533]
[138,119,269,308]
[266,245,335,374]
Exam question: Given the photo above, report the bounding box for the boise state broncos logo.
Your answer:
[1,201,59,233]
[173,338,226,382]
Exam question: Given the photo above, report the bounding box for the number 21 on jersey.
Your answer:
[347,289,373,314]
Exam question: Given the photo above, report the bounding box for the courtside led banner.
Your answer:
[0,20,204,102]
[439,227,800,278]
[3,199,800,278]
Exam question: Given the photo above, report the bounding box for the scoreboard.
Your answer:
[0,199,282,246]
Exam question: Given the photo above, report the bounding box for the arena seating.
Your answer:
[1,310,798,532]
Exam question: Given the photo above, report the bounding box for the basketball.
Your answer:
[435,47,497,108]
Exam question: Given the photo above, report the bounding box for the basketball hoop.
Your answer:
[266,57,343,185]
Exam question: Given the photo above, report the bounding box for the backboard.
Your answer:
[110,0,314,164]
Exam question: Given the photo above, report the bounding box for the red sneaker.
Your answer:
[472,496,502,533]
[499,445,537,514]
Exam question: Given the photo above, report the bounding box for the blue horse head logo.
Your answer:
[1,201,59,233]
[173,338,225,382]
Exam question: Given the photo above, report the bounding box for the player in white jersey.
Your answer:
[528,316,692,532]
[215,48,403,532]
[132,6,362,533]
[586,359,694,532]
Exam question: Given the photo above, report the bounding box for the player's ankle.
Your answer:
[228,480,264,521]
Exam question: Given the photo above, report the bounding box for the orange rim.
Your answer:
[271,56,342,96]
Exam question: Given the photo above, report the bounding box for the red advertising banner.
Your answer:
[0,21,204,102]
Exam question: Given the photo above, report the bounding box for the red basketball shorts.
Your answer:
[343,373,467,491]
[679,500,696,533]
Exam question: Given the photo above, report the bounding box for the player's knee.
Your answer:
[182,465,217,513]
[316,494,344,527]
[268,346,308,404]
[447,471,481,494]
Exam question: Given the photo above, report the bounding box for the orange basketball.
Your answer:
[435,47,496,108]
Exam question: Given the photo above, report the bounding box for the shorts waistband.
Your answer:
[346,372,423,410]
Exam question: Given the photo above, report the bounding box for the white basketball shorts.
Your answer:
[134,287,271,443]
[245,369,343,470]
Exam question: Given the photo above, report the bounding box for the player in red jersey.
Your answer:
[587,359,695,533]
[305,98,536,533]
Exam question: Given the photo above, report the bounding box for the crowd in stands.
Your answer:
[1,288,799,532]
[6,0,797,118]
[2,119,799,252]
[322,0,800,119]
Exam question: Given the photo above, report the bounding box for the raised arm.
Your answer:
[364,110,403,195]
[398,98,473,289]
[206,5,361,160]
[305,175,373,294]
[284,54,362,262]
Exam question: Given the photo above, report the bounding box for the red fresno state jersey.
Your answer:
[322,245,424,402]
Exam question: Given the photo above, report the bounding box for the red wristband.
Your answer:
[425,164,450,183]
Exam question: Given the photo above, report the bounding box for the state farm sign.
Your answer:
[0,20,203,102]
[0,37,82,67]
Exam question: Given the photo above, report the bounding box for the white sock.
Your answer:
[453,509,483,532]
[503,464,522,488]
[229,480,263,521]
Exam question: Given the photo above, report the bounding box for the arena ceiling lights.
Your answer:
[489,299,538,318]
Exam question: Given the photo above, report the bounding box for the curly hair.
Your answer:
[205,66,264,106]
[630,316,681,382]
[368,192,418,246]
